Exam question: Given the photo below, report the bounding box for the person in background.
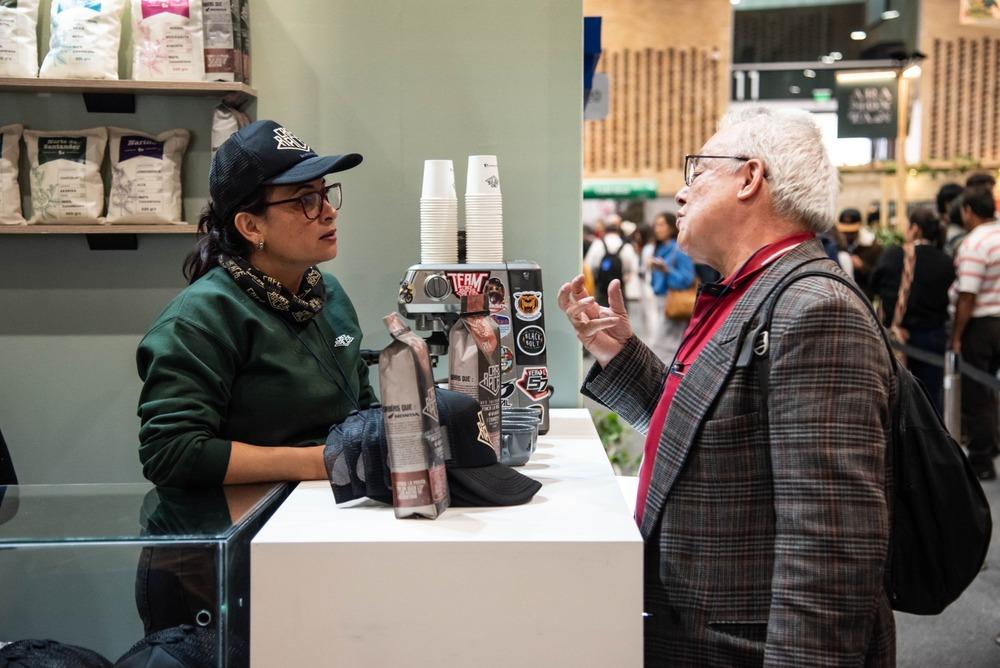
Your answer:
[136,120,376,487]
[871,208,955,413]
[559,106,894,665]
[950,186,1000,481]
[966,170,996,193]
[583,222,596,257]
[584,215,639,308]
[647,212,694,358]
[945,194,967,257]
[837,207,883,299]
[938,182,965,250]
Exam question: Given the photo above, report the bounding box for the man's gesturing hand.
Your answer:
[557,275,633,368]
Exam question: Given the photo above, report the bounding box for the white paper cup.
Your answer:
[422,160,457,199]
[466,155,501,195]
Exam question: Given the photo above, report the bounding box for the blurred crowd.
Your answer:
[583,172,1000,480]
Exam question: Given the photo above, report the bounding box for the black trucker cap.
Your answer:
[209,120,362,222]
[435,389,542,507]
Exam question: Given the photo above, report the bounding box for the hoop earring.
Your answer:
[256,239,265,251]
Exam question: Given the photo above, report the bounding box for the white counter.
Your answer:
[250,408,643,667]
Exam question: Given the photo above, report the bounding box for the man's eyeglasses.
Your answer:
[683,155,752,187]
[264,183,342,221]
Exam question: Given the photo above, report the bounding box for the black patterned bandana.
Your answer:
[219,254,326,324]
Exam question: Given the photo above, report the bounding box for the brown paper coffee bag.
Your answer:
[448,294,502,458]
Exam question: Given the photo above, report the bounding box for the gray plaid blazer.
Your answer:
[584,241,895,667]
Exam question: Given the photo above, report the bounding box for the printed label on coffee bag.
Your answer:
[119,135,164,162]
[38,137,86,165]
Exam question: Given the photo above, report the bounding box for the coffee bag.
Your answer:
[132,0,206,81]
[449,294,502,458]
[40,0,126,80]
[0,0,39,77]
[0,125,25,225]
[379,312,450,519]
[107,127,190,224]
[24,128,107,223]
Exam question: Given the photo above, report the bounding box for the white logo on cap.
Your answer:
[273,127,312,152]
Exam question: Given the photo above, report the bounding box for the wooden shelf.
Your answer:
[0,224,198,235]
[0,77,256,105]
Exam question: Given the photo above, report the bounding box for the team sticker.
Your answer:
[515,367,550,401]
[398,281,414,304]
[513,290,542,321]
[446,271,489,297]
[500,382,516,409]
[516,325,545,356]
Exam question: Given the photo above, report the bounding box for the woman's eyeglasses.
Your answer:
[264,183,342,221]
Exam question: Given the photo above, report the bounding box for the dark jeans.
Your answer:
[960,317,1000,472]
[906,326,947,415]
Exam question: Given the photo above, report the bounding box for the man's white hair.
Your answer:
[717,106,838,233]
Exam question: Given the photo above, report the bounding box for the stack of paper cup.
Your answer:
[420,160,459,263]
[464,155,503,262]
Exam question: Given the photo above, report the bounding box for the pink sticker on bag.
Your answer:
[142,0,190,19]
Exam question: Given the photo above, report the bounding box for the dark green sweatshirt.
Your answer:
[137,267,377,487]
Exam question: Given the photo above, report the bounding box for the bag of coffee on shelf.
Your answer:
[106,127,190,224]
[0,125,26,225]
[132,0,206,81]
[40,0,126,80]
[202,0,238,81]
[379,312,450,519]
[24,128,107,223]
[449,294,502,458]
[236,0,250,83]
[0,0,40,77]
[210,103,249,158]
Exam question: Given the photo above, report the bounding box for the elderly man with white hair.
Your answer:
[559,107,895,666]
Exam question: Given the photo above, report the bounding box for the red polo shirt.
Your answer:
[634,233,815,525]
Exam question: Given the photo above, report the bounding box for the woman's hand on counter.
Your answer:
[557,275,633,368]
[224,442,328,485]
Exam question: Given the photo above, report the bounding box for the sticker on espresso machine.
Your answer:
[486,277,506,313]
[500,346,514,373]
[513,291,542,321]
[446,271,489,297]
[516,325,546,356]
[492,314,511,338]
[515,367,550,401]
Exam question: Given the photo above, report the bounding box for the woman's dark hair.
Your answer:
[909,207,943,246]
[965,171,996,189]
[838,207,862,224]
[654,212,678,246]
[183,190,269,284]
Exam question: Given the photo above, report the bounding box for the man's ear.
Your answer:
[234,211,264,247]
[736,159,766,201]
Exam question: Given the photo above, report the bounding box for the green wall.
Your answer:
[0,0,583,484]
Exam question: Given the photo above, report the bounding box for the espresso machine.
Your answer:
[397,261,551,434]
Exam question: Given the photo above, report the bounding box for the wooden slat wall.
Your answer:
[926,36,1000,161]
[584,47,723,180]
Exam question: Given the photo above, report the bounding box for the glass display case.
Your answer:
[0,482,291,666]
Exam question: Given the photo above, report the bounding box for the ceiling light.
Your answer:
[851,30,867,41]
[821,55,835,64]
[835,70,897,84]
[882,10,900,20]
[803,69,817,78]
[789,85,801,94]
[830,51,843,61]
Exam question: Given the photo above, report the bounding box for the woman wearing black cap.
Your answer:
[136,121,376,487]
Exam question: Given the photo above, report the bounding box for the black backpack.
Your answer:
[739,264,992,615]
[595,239,624,306]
